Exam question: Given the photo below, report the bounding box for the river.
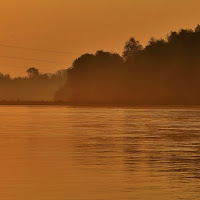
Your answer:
[0,106,200,200]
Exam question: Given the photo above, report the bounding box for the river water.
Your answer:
[0,106,200,200]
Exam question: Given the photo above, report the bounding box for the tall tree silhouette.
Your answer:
[122,37,143,61]
[27,67,40,79]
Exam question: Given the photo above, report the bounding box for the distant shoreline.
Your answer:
[0,101,67,106]
[1,101,200,107]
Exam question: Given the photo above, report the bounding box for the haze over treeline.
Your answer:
[0,68,67,101]
[55,25,200,104]
[1,25,200,104]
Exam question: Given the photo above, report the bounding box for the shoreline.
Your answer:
[1,101,200,107]
[0,101,66,106]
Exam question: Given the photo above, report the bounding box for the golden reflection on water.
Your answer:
[0,106,200,200]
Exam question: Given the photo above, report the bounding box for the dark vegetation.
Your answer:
[2,25,200,104]
[55,25,200,104]
[0,68,67,101]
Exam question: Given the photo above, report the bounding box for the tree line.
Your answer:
[0,68,67,101]
[55,25,200,105]
[1,25,200,104]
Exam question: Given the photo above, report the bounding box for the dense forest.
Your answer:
[2,25,200,104]
[55,25,200,104]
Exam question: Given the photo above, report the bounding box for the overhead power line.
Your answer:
[0,44,80,55]
[0,63,66,68]
[0,55,63,64]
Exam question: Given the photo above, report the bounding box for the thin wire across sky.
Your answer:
[0,43,81,65]
[0,44,80,55]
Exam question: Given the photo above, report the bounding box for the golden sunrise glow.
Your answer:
[1,2,200,199]
[0,0,200,76]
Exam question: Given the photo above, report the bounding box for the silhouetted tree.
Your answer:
[0,73,10,80]
[122,37,143,61]
[195,24,200,32]
[27,67,40,79]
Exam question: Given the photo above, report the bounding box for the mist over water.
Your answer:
[0,106,200,200]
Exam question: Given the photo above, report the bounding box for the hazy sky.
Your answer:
[0,0,200,77]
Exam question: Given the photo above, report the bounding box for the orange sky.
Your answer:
[0,0,200,77]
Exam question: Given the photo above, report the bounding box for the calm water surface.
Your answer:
[0,106,200,200]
